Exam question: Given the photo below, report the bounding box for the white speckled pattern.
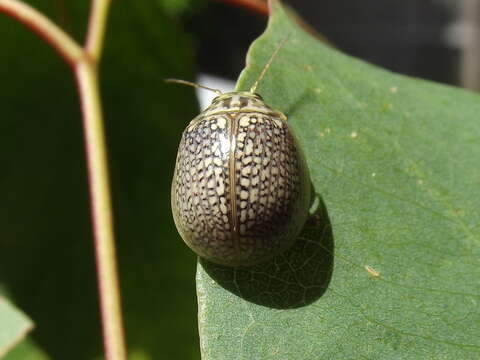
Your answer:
[171,92,310,266]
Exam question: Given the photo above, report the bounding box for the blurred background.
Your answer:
[190,0,480,101]
[0,0,478,359]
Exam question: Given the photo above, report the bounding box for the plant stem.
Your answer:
[75,60,126,360]
[213,0,269,16]
[0,1,127,360]
[85,0,112,61]
[0,0,83,65]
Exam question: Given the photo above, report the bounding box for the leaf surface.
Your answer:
[197,1,480,359]
[0,297,33,359]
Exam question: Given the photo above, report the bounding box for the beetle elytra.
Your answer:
[169,37,311,266]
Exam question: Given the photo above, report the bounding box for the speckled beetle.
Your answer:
[168,38,311,266]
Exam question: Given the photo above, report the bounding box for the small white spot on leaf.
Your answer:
[365,265,380,277]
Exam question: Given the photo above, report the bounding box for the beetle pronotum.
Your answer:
[169,36,311,266]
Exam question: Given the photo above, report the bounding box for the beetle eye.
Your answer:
[254,93,263,100]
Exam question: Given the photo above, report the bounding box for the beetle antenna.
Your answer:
[165,79,223,95]
[249,34,291,94]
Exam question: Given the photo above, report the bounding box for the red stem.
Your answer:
[213,0,269,16]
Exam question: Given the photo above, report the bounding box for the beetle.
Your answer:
[169,37,311,266]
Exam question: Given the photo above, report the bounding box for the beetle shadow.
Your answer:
[200,189,334,309]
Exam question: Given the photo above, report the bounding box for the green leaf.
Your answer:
[197,1,480,358]
[0,297,33,358]
[3,336,49,360]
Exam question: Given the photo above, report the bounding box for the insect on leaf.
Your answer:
[196,1,480,359]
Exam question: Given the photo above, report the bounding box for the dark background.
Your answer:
[191,0,477,89]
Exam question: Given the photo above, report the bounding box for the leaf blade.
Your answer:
[197,1,480,359]
[0,297,34,358]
